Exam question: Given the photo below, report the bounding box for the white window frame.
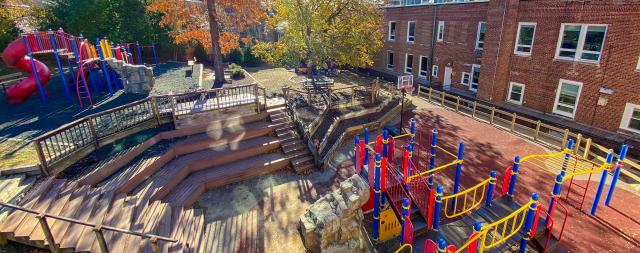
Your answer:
[552,79,583,118]
[432,65,439,77]
[405,53,413,74]
[470,64,480,92]
[620,103,640,133]
[387,51,394,70]
[388,21,396,41]
[460,72,470,85]
[507,82,525,105]
[407,21,416,43]
[419,56,429,77]
[437,21,445,42]
[636,55,640,71]
[475,22,487,50]
[514,22,537,56]
[554,23,608,63]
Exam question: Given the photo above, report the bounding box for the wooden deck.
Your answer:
[0,104,315,252]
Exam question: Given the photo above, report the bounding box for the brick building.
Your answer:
[371,0,640,141]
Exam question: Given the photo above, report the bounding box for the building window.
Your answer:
[552,79,583,118]
[470,64,480,92]
[475,22,487,50]
[407,21,416,43]
[555,24,607,63]
[387,51,394,69]
[419,56,429,77]
[636,56,640,71]
[437,21,445,42]
[620,103,640,133]
[388,22,396,41]
[514,22,536,55]
[405,54,413,74]
[507,82,525,105]
[432,65,439,77]
[460,72,470,85]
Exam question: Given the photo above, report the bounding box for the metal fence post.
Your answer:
[510,113,517,132]
[534,120,541,140]
[440,91,445,106]
[37,214,59,253]
[455,96,460,112]
[472,101,477,118]
[428,88,433,102]
[490,107,496,124]
[583,138,592,159]
[561,129,570,148]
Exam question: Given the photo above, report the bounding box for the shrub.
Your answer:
[225,48,243,64]
[230,63,245,79]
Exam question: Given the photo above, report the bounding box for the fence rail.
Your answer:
[416,86,640,184]
[0,201,175,253]
[33,84,263,175]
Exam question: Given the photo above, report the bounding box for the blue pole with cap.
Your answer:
[151,43,159,66]
[364,128,369,169]
[519,193,539,253]
[382,129,389,158]
[433,185,443,230]
[590,151,614,215]
[429,129,437,188]
[561,139,575,175]
[48,29,72,101]
[354,136,360,173]
[605,144,628,206]
[373,154,381,240]
[95,38,114,95]
[451,141,464,210]
[21,32,47,103]
[508,156,520,197]
[486,171,496,207]
[400,198,410,244]
[136,41,143,65]
[546,173,563,227]
[437,238,446,253]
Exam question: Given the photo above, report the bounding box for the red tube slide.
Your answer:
[1,38,51,104]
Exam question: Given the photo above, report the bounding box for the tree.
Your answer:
[253,0,384,72]
[148,0,266,87]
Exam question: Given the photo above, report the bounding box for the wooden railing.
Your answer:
[0,201,176,253]
[416,86,640,184]
[33,84,263,175]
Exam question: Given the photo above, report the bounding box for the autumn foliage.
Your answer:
[147,0,266,54]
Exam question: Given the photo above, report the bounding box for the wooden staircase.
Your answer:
[0,105,318,252]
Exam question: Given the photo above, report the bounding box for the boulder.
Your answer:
[300,174,370,253]
[105,58,154,94]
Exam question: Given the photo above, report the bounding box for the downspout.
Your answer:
[428,5,438,84]
[489,0,508,100]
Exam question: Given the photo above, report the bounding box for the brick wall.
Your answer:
[374,0,640,134]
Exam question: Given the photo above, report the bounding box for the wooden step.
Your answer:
[161,153,290,207]
[168,207,193,252]
[0,177,55,235]
[75,190,114,252]
[94,193,126,253]
[148,136,283,202]
[45,185,92,247]
[106,196,137,253]
[26,183,76,243]
[175,110,268,130]
[11,179,67,239]
[145,203,173,253]
[57,189,100,250]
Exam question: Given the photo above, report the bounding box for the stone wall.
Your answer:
[300,174,370,253]
[106,58,154,94]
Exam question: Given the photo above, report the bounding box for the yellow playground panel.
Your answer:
[379,208,402,241]
[441,176,494,219]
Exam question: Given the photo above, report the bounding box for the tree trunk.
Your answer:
[206,0,226,88]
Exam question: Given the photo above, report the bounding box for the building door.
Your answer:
[443,67,453,90]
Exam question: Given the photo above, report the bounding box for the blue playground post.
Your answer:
[95,39,114,95]
[486,171,497,207]
[151,43,159,66]
[546,173,563,227]
[136,41,143,65]
[508,156,521,197]
[473,221,482,233]
[364,128,369,168]
[428,129,438,187]
[33,30,43,50]
[561,139,575,175]
[400,198,410,244]
[438,238,447,253]
[590,151,614,215]
[403,145,413,193]
[21,32,47,103]
[410,118,416,148]
[382,129,389,158]
[605,144,628,206]
[48,29,72,101]
[451,141,465,210]
[519,193,539,253]
[126,45,133,63]
[373,154,382,241]
[70,35,84,85]
[354,136,360,172]
[433,185,443,230]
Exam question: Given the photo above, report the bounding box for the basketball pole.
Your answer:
[400,88,406,134]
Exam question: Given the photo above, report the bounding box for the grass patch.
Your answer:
[0,140,38,170]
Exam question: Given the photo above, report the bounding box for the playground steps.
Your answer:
[268,105,315,175]
[173,108,266,130]
[0,177,201,252]
[0,173,36,222]
[160,152,290,207]
[415,196,525,253]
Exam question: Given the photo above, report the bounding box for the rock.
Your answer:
[300,174,370,253]
[105,58,154,94]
